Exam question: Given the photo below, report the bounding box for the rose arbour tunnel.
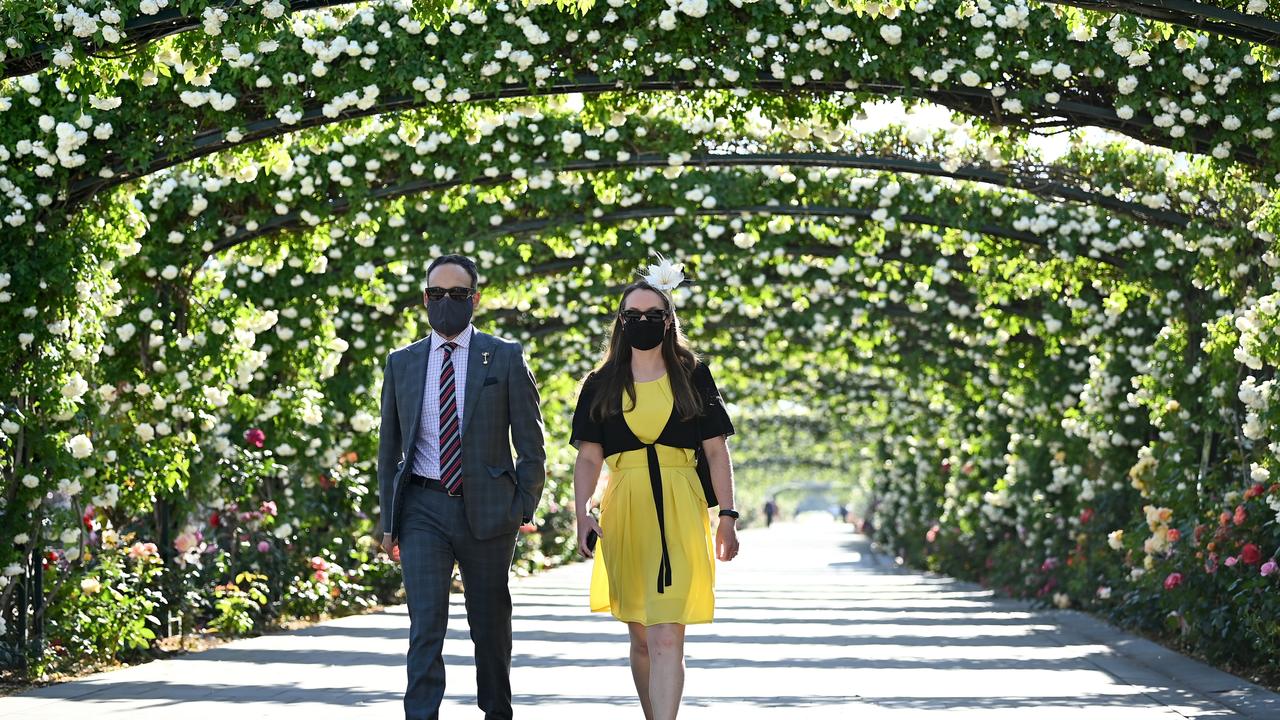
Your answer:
[1,0,1278,681]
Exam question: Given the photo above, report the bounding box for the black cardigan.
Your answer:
[570,361,735,593]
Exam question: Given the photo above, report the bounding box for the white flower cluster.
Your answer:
[179,89,238,111]
[1234,294,1278,371]
[321,84,380,118]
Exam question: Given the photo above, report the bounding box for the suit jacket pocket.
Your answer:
[486,464,516,484]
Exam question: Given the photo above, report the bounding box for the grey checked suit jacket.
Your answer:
[377,330,546,541]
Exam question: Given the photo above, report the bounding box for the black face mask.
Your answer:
[623,319,667,351]
[427,297,473,338]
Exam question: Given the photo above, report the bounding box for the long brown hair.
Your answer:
[586,280,702,423]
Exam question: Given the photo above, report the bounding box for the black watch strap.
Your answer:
[718,509,740,519]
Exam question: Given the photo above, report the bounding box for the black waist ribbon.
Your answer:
[645,443,673,594]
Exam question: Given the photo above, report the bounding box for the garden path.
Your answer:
[2,521,1277,719]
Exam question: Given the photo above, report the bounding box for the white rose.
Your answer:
[273,522,293,539]
[1,420,18,435]
[21,475,39,489]
[135,423,156,442]
[67,433,94,459]
[13,534,29,545]
[822,25,852,42]
[61,374,89,401]
[879,25,902,45]
[678,0,708,18]
[350,411,376,433]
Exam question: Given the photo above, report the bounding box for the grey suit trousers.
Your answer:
[399,481,518,720]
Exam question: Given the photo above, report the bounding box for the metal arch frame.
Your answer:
[3,0,353,79]
[244,201,1128,332]
[259,201,1125,317]
[360,252,1067,373]
[202,150,1199,259]
[67,74,1258,208]
[389,265,1051,325]
[199,159,1152,281]
[1037,1,1280,47]
[469,204,1128,269]
[8,0,1280,80]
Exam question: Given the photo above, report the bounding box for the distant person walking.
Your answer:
[764,498,778,527]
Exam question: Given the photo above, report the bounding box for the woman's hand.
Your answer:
[577,512,604,559]
[716,519,739,561]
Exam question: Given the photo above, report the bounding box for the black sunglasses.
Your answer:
[426,286,477,301]
[620,308,670,323]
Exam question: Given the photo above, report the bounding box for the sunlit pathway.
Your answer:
[3,521,1277,719]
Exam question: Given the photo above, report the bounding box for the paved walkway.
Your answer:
[3,522,1278,719]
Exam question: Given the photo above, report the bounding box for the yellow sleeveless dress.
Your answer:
[588,374,716,625]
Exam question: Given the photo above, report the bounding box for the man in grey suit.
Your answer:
[377,254,546,720]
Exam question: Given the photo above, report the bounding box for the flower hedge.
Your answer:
[0,0,1278,685]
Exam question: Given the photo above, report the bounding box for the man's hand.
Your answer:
[382,532,400,563]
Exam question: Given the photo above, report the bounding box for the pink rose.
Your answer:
[1261,560,1278,577]
[260,500,277,517]
[257,540,271,553]
[1163,572,1183,590]
[128,541,158,559]
[174,532,199,554]
[244,428,266,448]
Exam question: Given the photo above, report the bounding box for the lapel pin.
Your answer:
[481,352,490,365]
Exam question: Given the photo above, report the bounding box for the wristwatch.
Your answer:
[718,509,740,520]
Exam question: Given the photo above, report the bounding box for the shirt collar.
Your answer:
[431,324,474,352]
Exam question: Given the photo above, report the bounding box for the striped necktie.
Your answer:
[438,342,463,494]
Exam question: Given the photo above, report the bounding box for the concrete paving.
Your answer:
[3,521,1278,719]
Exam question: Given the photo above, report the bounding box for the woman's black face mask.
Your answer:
[621,311,668,350]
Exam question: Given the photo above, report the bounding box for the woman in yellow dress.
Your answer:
[571,276,740,720]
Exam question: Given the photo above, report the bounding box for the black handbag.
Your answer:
[695,445,718,508]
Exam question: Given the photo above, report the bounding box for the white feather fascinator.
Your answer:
[641,252,685,292]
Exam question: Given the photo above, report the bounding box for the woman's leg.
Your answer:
[646,623,686,720]
[627,622,654,719]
